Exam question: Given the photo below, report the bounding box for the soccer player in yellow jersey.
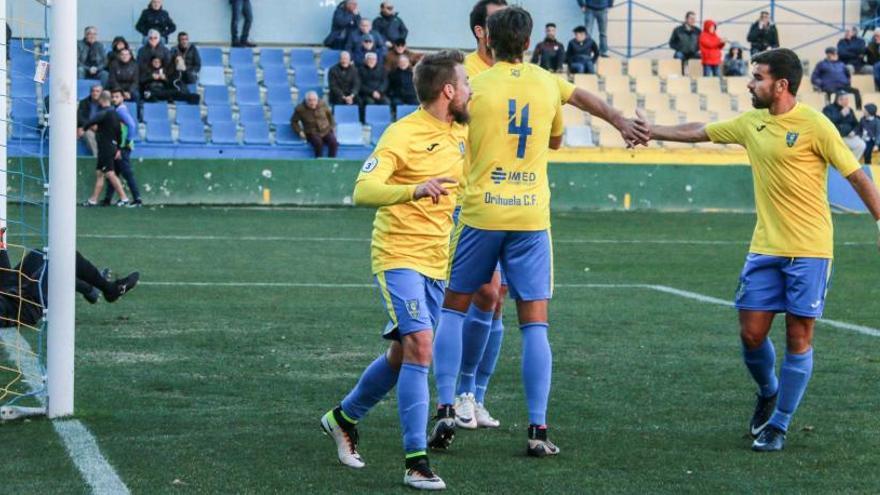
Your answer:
[320,51,470,491]
[648,48,880,452]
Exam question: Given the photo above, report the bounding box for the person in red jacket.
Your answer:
[699,19,725,77]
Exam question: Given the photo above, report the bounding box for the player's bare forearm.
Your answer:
[650,122,711,143]
[549,135,563,150]
[567,88,649,145]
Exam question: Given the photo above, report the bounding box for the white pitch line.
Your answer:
[0,329,130,495]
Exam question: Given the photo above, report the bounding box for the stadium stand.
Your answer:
[210,121,239,145]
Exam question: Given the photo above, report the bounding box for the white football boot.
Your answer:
[454,393,478,430]
[404,458,447,491]
[474,402,500,428]
[320,408,365,469]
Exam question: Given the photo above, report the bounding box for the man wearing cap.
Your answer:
[823,91,866,159]
[811,46,862,109]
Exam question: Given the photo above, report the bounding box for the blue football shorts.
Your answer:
[734,253,833,318]
[374,268,445,340]
[452,206,505,285]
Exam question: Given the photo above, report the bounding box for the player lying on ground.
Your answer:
[0,230,140,328]
[320,50,470,491]
[645,48,880,452]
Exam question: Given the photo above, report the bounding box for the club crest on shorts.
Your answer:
[361,157,379,173]
[405,299,420,318]
[785,131,799,148]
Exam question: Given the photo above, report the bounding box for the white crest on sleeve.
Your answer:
[361,157,379,173]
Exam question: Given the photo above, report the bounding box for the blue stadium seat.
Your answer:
[266,85,293,106]
[297,85,323,99]
[320,49,341,70]
[142,102,169,123]
[211,121,239,145]
[229,47,255,68]
[10,38,36,50]
[200,66,226,87]
[243,122,271,145]
[289,48,315,69]
[336,122,364,145]
[77,79,94,100]
[177,120,206,144]
[370,122,390,144]
[269,103,295,127]
[396,105,418,120]
[204,86,230,105]
[10,117,41,141]
[200,46,224,67]
[10,54,33,75]
[233,67,258,87]
[364,105,392,125]
[175,104,202,124]
[262,65,289,87]
[275,125,304,146]
[259,48,285,68]
[10,98,38,119]
[238,105,265,125]
[334,105,359,124]
[11,77,34,98]
[206,104,234,125]
[146,120,173,143]
[294,66,320,87]
[236,84,261,106]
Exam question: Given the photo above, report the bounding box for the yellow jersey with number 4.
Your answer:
[706,102,861,258]
[460,62,573,231]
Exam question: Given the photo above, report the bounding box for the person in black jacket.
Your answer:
[140,56,199,104]
[324,0,361,50]
[358,52,389,119]
[387,54,417,107]
[80,91,130,207]
[108,49,140,103]
[230,0,255,47]
[135,0,176,44]
[77,84,103,156]
[373,2,408,49]
[532,23,565,72]
[566,26,599,74]
[669,11,700,75]
[746,11,779,56]
[328,51,360,106]
[137,30,171,73]
[173,32,201,85]
[106,36,130,67]
[823,91,866,159]
[838,26,869,74]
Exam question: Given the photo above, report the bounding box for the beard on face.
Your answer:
[450,99,470,124]
[751,90,771,109]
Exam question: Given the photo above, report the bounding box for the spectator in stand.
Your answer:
[531,23,565,73]
[137,29,171,72]
[347,18,386,56]
[384,38,422,72]
[838,26,869,74]
[135,0,176,44]
[230,0,255,47]
[860,103,880,164]
[747,11,779,56]
[669,11,701,76]
[172,32,201,85]
[292,91,339,158]
[698,19,725,77]
[77,26,109,87]
[566,26,598,74]
[373,2,408,49]
[577,0,612,58]
[107,37,131,67]
[722,43,747,76]
[386,54,417,107]
[328,51,360,106]
[351,33,384,66]
[140,55,200,104]
[77,84,103,157]
[108,48,140,104]
[866,28,880,66]
[812,47,862,109]
[823,91,866,158]
[358,52,389,111]
[324,0,361,51]
[104,89,142,207]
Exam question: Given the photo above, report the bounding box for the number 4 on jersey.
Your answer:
[508,99,532,159]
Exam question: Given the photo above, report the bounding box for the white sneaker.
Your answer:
[474,402,500,428]
[404,459,447,490]
[454,393,478,430]
[320,408,365,469]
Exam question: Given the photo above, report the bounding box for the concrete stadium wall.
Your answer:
[8,1,859,61]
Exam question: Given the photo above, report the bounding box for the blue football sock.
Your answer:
[742,338,779,398]
[768,348,814,432]
[456,304,494,396]
[521,322,552,426]
[475,318,504,404]
[340,353,399,422]
[398,363,429,455]
[433,308,466,406]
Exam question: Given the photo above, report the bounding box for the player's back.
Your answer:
[461,62,564,232]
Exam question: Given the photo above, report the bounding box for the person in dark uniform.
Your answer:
[80,91,130,207]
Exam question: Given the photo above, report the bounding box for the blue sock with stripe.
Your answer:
[456,304,495,396]
[433,308,466,406]
[475,317,504,404]
[340,353,399,422]
[742,338,779,398]
[521,322,552,426]
[398,363,429,454]
[768,348,814,432]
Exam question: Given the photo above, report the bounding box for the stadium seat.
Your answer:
[395,104,418,120]
[206,104,234,125]
[142,102,169,123]
[734,92,754,111]
[236,84,262,106]
[77,79,94,99]
[687,62,704,79]
[289,48,315,68]
[597,129,627,147]
[370,122,390,144]
[603,74,630,95]
[564,125,594,147]
[674,93,702,113]
[563,105,584,126]
[696,77,722,95]
[320,49,342,70]
[657,59,682,78]
[852,74,875,94]
[259,48,285,68]
[643,93,672,113]
[337,122,364,145]
[243,121,271,145]
[635,76,661,95]
[10,98,38,119]
[175,104,202,124]
[654,111,681,126]
[204,86,231,105]
[626,58,653,77]
[364,105,392,125]
[233,67,259,87]
[704,93,732,113]
[200,66,227,87]
[238,104,265,125]
[724,77,750,95]
[798,91,827,111]
[294,65,321,87]
[177,120,207,144]
[297,85,324,99]
[573,73,599,93]
[266,85,293,105]
[334,104,360,124]
[11,116,41,140]
[611,93,638,114]
[684,110,712,122]
[270,103,295,127]
[10,53,34,75]
[146,120,173,143]
[200,47,224,67]
[275,125,304,145]
[210,121,239,145]
[596,57,623,76]
[229,47,255,68]
[10,77,34,98]
[262,65,290,87]
[665,76,692,95]
[714,108,739,121]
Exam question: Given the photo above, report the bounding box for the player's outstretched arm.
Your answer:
[845,169,880,251]
[566,88,650,146]
[354,175,457,207]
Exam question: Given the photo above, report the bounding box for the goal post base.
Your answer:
[0,405,47,421]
